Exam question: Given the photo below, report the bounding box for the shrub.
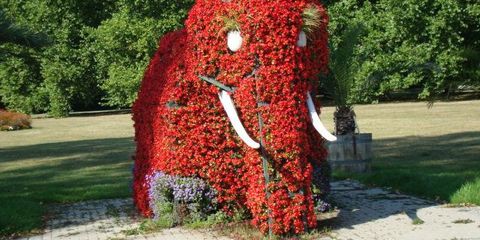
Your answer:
[0,110,31,131]
[0,47,49,114]
[0,0,113,116]
[147,171,217,225]
[87,0,194,108]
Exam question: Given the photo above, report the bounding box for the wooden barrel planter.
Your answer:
[327,133,372,173]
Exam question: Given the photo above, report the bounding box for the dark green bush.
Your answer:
[327,0,479,103]
[88,0,193,108]
[0,0,114,116]
[0,0,477,115]
[0,46,48,114]
[0,0,193,116]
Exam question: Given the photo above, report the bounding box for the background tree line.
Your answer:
[0,0,478,117]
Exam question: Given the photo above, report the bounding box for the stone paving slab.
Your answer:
[18,199,229,240]
[18,180,480,240]
[323,180,480,240]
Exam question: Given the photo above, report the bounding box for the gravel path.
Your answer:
[19,180,480,240]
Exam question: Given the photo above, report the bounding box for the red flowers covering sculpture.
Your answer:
[133,0,330,235]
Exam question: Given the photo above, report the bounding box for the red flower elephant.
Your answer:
[132,0,334,235]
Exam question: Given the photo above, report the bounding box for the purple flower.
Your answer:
[314,198,331,213]
[147,171,217,219]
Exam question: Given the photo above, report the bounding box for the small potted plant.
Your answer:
[323,23,372,173]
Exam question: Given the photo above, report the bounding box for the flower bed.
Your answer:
[0,110,31,131]
[147,171,217,225]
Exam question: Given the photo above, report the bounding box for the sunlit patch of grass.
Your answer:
[451,178,480,205]
[0,114,134,237]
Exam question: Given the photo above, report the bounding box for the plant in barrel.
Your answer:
[322,23,372,173]
[324,23,364,135]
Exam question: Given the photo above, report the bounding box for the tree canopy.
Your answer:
[327,0,479,103]
[0,0,193,116]
[0,0,478,116]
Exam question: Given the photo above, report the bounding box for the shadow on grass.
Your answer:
[327,131,480,231]
[368,131,480,202]
[0,137,135,236]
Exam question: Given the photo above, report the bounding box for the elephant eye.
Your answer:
[297,31,307,47]
[227,31,242,52]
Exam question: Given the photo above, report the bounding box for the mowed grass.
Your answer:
[320,100,480,205]
[1,100,479,237]
[0,115,135,237]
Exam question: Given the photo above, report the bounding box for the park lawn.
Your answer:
[0,100,479,237]
[0,115,135,237]
[320,100,480,205]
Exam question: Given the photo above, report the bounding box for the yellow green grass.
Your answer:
[0,100,479,237]
[0,115,135,237]
[321,100,480,205]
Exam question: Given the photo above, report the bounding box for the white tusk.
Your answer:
[307,92,337,142]
[219,91,261,149]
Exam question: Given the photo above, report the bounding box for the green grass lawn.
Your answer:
[320,100,480,205]
[0,115,135,237]
[0,100,479,237]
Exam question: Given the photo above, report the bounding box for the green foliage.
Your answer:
[451,177,480,205]
[0,46,48,113]
[0,0,477,115]
[152,202,175,228]
[412,217,425,225]
[185,211,230,229]
[324,23,364,107]
[41,43,101,116]
[87,0,193,107]
[0,0,192,116]
[0,0,115,116]
[327,0,480,103]
[0,10,49,48]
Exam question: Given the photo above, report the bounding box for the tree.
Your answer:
[324,23,364,135]
[0,0,193,116]
[88,0,194,108]
[327,0,480,103]
[0,9,49,112]
[0,0,116,116]
[0,10,49,48]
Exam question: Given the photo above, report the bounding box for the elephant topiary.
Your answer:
[132,0,335,235]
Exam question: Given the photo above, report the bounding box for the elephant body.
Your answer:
[133,0,330,234]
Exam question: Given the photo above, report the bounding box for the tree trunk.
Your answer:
[334,106,356,135]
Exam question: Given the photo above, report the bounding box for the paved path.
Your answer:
[322,180,480,240]
[19,199,229,240]
[20,180,480,240]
